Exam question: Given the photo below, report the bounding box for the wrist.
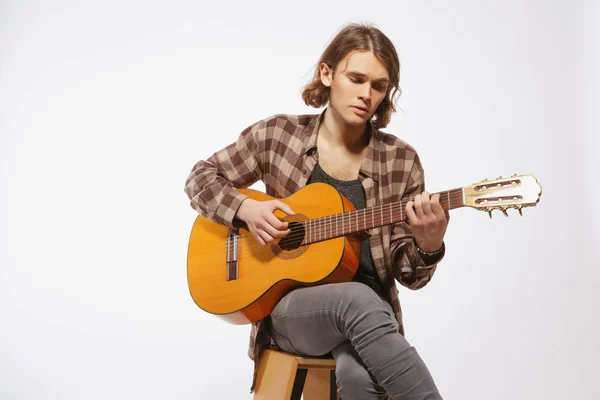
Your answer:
[414,240,445,257]
[235,198,255,222]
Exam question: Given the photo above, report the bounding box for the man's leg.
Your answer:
[332,341,388,400]
[270,282,442,400]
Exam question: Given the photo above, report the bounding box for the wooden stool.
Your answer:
[253,349,339,400]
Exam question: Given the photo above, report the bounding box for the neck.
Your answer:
[321,108,369,153]
[301,187,465,245]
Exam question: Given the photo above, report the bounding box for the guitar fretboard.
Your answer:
[301,188,464,245]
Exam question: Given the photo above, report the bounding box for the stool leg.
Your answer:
[330,371,337,400]
[253,350,300,399]
[290,369,307,400]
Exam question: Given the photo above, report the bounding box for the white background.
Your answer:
[1,1,598,399]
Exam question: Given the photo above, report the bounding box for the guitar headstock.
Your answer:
[464,174,542,218]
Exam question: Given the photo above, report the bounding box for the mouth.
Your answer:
[351,106,369,116]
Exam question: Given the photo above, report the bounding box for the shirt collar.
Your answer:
[300,110,324,156]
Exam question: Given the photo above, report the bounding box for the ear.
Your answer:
[319,63,333,88]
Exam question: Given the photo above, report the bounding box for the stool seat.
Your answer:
[253,349,338,400]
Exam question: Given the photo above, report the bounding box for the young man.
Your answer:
[185,23,449,400]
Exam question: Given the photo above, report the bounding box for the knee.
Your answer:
[336,352,386,399]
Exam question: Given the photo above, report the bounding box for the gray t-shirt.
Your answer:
[307,163,385,298]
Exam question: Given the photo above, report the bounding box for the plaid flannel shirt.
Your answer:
[184,110,444,392]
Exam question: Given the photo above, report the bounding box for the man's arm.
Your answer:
[184,121,263,228]
[389,158,449,290]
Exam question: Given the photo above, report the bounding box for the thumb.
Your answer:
[273,200,295,215]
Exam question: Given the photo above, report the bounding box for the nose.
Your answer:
[358,83,371,103]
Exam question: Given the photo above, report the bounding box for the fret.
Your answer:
[356,210,359,232]
[319,217,323,241]
[372,206,374,227]
[319,217,322,241]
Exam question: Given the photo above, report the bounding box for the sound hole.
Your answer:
[278,222,305,251]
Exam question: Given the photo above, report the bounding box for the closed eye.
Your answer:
[349,77,386,91]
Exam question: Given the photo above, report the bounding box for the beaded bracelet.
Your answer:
[415,241,445,257]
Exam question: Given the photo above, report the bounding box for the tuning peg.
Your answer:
[496,176,503,179]
[512,173,518,177]
[488,210,493,219]
[501,208,509,217]
[517,206,523,217]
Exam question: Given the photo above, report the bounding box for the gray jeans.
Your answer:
[270,282,442,400]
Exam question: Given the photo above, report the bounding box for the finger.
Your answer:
[268,225,291,239]
[260,217,291,240]
[265,212,289,231]
[273,200,295,216]
[421,191,433,216]
[429,194,450,222]
[414,194,424,219]
[405,200,419,225]
[430,194,445,219]
[251,228,265,245]
[257,229,275,245]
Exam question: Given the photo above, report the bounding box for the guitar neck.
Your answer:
[302,188,464,245]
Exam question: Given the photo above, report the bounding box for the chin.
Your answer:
[347,119,365,127]
[339,110,365,125]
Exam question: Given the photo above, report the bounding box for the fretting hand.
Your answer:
[405,191,450,252]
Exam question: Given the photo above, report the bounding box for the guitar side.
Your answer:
[186,183,361,324]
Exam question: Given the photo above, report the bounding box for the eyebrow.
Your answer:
[347,71,390,83]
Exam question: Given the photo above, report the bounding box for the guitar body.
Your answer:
[187,183,361,325]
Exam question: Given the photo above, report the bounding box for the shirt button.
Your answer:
[373,174,379,181]
[302,169,307,174]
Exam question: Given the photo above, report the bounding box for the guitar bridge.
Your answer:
[226,228,239,281]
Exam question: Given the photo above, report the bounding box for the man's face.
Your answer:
[321,50,390,127]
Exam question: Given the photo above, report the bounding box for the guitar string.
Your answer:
[226,191,464,244]
[219,194,524,257]
[216,192,467,254]
[236,185,528,246]
[221,192,465,250]
[220,191,528,256]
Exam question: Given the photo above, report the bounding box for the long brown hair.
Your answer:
[301,23,401,129]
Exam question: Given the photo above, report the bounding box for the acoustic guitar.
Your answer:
[187,174,542,325]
